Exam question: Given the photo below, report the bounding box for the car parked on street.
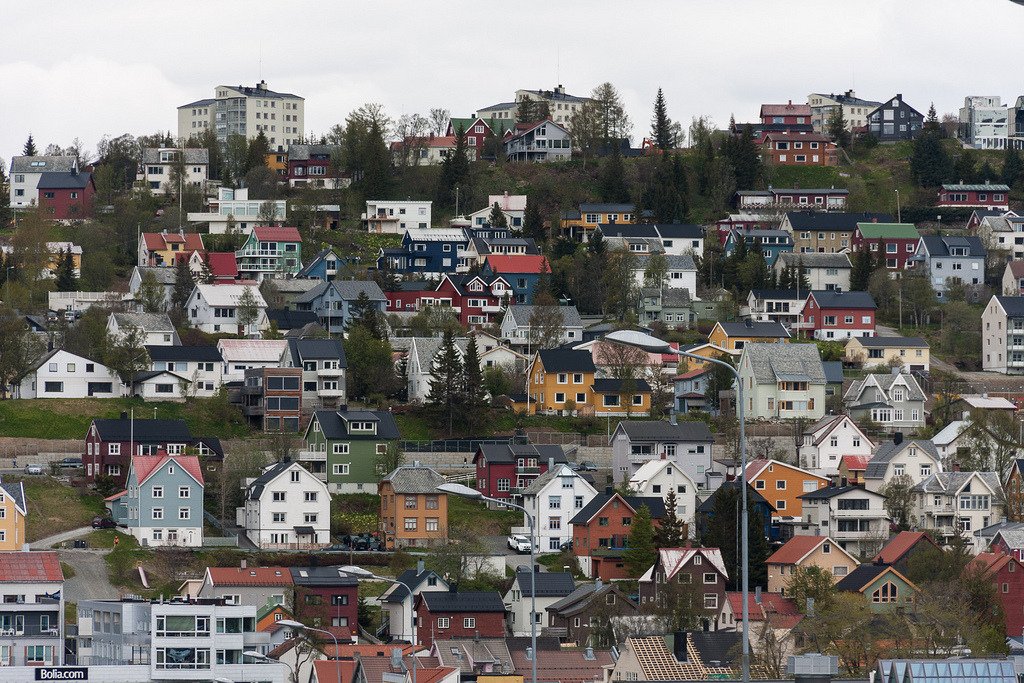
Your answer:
[508,534,533,553]
[23,464,43,475]
[91,516,117,529]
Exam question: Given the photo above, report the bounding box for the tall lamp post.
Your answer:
[339,566,418,683]
[435,482,537,683]
[603,329,750,683]
[278,620,340,683]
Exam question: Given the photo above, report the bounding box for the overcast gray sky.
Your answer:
[3,0,1022,163]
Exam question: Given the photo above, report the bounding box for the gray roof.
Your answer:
[135,266,177,286]
[10,155,76,174]
[615,420,714,443]
[384,568,446,604]
[418,591,506,613]
[286,144,341,161]
[514,571,575,598]
[743,342,826,385]
[995,296,1024,317]
[911,471,1002,495]
[141,148,209,164]
[845,372,926,404]
[506,305,583,328]
[288,338,346,365]
[177,97,217,108]
[0,480,26,514]
[809,290,877,310]
[822,361,845,384]
[864,439,940,479]
[289,566,359,587]
[634,254,697,271]
[717,321,790,338]
[311,409,400,441]
[919,235,985,258]
[272,278,322,294]
[381,465,446,494]
[776,252,852,269]
[476,443,569,465]
[37,171,91,189]
[854,336,928,349]
[811,92,882,107]
[294,280,386,305]
[409,336,470,372]
[942,183,1010,192]
[112,312,174,332]
[246,461,296,500]
[799,484,884,500]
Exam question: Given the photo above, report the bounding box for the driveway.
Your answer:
[31,526,92,549]
[57,549,116,603]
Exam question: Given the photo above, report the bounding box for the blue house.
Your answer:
[723,228,794,268]
[293,280,387,335]
[106,453,205,547]
[465,225,513,241]
[376,228,469,276]
[296,247,354,281]
[481,254,549,304]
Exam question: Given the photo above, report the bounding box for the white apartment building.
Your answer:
[959,96,1008,149]
[912,471,1004,542]
[363,200,432,234]
[217,339,290,383]
[8,155,77,208]
[807,90,882,132]
[238,461,331,549]
[628,458,698,535]
[798,485,890,557]
[982,294,1024,374]
[863,436,943,493]
[145,345,225,397]
[14,349,122,399]
[107,312,179,347]
[177,80,305,152]
[187,187,287,235]
[0,552,65,667]
[520,464,598,552]
[136,148,209,195]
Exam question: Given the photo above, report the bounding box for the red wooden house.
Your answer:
[446,117,517,160]
[85,418,195,486]
[37,170,96,220]
[413,590,506,647]
[938,182,1010,211]
[851,222,921,271]
[435,274,510,327]
[570,492,666,581]
[473,443,569,501]
[637,547,729,630]
[290,566,360,630]
[761,133,837,167]
[969,552,1024,637]
[760,102,812,127]
[799,290,876,341]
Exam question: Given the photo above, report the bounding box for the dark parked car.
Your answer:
[91,516,117,529]
[59,457,83,469]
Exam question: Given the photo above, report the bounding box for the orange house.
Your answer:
[379,465,449,550]
[527,349,597,416]
[256,601,291,633]
[265,151,288,177]
[708,321,791,353]
[746,459,830,520]
[677,342,733,372]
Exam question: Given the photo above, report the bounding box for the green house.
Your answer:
[299,409,400,493]
[835,563,918,612]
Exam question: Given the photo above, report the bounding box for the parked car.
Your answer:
[508,534,532,553]
[59,457,83,469]
[575,461,598,472]
[91,516,117,529]
[23,464,43,475]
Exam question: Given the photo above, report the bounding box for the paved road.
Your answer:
[32,526,92,550]
[57,549,116,603]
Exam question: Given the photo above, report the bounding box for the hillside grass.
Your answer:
[0,396,251,440]
[10,475,105,542]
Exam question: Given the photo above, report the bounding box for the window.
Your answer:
[872,581,898,603]
[549,496,561,509]
[272,512,286,523]
[332,443,350,455]
[437,617,450,629]
[43,381,63,393]
[152,486,164,499]
[404,518,417,531]
[179,507,190,520]
[703,573,717,584]
[703,594,718,609]
[776,480,787,490]
[333,464,350,475]
[152,507,164,520]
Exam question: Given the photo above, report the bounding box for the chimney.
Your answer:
[670,411,678,427]
[840,476,848,487]
[525,647,534,661]
[449,582,458,593]
[534,564,540,573]
[548,457,554,470]
[584,647,595,661]
[953,462,961,472]
[755,585,762,604]
[660,451,667,460]
[390,648,403,669]
[788,99,792,106]
[745,318,753,329]
[893,432,903,446]
[605,486,613,495]
[240,558,247,569]
[671,632,688,662]
[595,578,603,591]
[806,596,815,617]
[417,560,425,574]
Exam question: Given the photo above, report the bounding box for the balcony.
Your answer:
[318,387,345,398]
[830,508,887,518]
[517,466,540,475]
[317,366,344,377]
[481,305,502,313]
[297,450,327,462]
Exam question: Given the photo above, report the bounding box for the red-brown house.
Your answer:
[413,590,506,648]
[384,275,511,328]
[37,170,96,220]
[969,552,1024,637]
[289,566,360,630]
[761,133,837,167]
[799,290,877,341]
[871,531,941,574]
[761,102,813,127]
[850,222,921,271]
[637,547,729,630]
[570,492,666,581]
[473,443,569,501]
[85,417,195,485]
[938,182,1010,211]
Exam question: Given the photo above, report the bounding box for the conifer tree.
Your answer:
[796,256,810,290]
[0,160,11,228]
[171,255,194,313]
[925,103,940,133]
[850,249,875,291]
[826,108,850,148]
[656,489,687,548]
[436,126,471,209]
[23,135,37,157]
[700,484,770,590]
[488,202,508,229]
[347,289,384,339]
[515,96,536,124]
[522,197,546,242]
[910,129,952,187]
[55,248,77,292]
[624,504,657,577]
[359,119,394,199]
[427,330,464,437]
[599,143,630,204]
[651,88,673,151]
[461,334,489,434]
[1003,146,1023,187]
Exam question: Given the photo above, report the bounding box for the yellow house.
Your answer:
[139,231,206,268]
[560,202,636,238]
[591,378,652,417]
[708,320,791,352]
[0,480,27,551]
[766,535,859,595]
[265,151,288,177]
[677,342,733,372]
[527,349,597,415]
[845,336,930,372]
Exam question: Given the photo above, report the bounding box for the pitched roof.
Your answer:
[808,290,877,310]
[513,570,575,597]
[134,266,177,286]
[799,484,882,500]
[763,132,832,143]
[288,338,346,364]
[251,226,301,242]
[855,222,920,239]
[0,551,63,582]
[726,591,803,629]
[932,420,969,447]
[112,312,175,332]
[133,454,204,487]
[0,479,26,516]
[785,211,892,231]
[91,418,193,443]
[845,372,926,404]
[761,103,812,117]
[633,254,697,271]
[994,295,1024,317]
[842,454,872,471]
[546,581,634,615]
[942,182,1010,192]
[537,349,595,373]
[418,591,506,613]
[267,309,319,330]
[383,568,446,604]
[776,252,851,269]
[656,547,729,580]
[508,648,614,683]
[141,148,209,164]
[484,254,548,274]
[205,252,238,278]
[624,633,736,680]
[742,342,826,385]
[507,305,583,328]
[10,155,77,174]
[475,443,569,466]
[146,345,222,362]
[142,231,205,252]
[835,563,914,593]
[206,566,294,586]
[192,283,267,308]
[381,465,446,494]
[288,566,360,587]
[872,531,939,564]
[37,171,92,189]
[865,439,940,479]
[766,535,852,566]
[955,394,1017,409]
[852,335,929,349]
[245,461,304,501]
[312,409,400,441]
[715,321,790,338]
[912,471,1001,496]
[570,493,666,525]
[591,377,652,393]
[216,339,288,362]
[614,420,714,443]
[920,235,985,257]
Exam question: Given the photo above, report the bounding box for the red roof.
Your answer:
[1009,261,1024,278]
[142,231,205,252]
[253,226,301,242]
[207,566,294,586]
[766,536,827,565]
[484,254,548,274]
[206,252,238,279]
[841,455,872,471]
[760,103,812,117]
[970,551,1014,576]
[726,591,803,629]
[133,454,204,487]
[0,551,64,582]
[312,659,357,683]
[872,531,938,565]
[672,367,710,381]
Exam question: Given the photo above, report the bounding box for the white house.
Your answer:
[738,342,827,421]
[136,147,209,196]
[773,252,852,292]
[798,414,874,475]
[237,460,331,549]
[131,370,192,401]
[187,186,287,235]
[145,345,225,397]
[631,254,698,292]
[469,193,527,230]
[363,200,432,234]
[864,435,943,493]
[128,266,177,311]
[398,336,469,403]
[628,458,698,536]
[9,154,77,208]
[912,471,1004,543]
[499,305,585,353]
[15,349,123,399]
[520,464,598,553]
[503,570,575,637]
[107,312,179,347]
[217,339,290,383]
[379,563,450,643]
[798,485,890,557]
[933,420,971,462]
[610,420,718,490]
[186,283,268,335]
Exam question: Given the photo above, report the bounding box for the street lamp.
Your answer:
[602,329,750,683]
[436,482,537,683]
[338,565,418,683]
[894,188,901,223]
[278,620,341,683]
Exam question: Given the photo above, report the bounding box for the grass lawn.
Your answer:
[448,495,519,536]
[331,493,379,536]
[11,476,105,542]
[0,396,251,440]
